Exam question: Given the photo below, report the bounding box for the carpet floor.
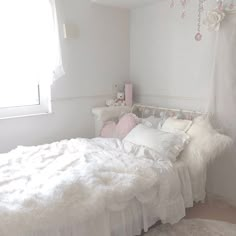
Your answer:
[142,199,236,236]
[144,218,236,236]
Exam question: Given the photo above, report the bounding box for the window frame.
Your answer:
[0,81,51,120]
[0,0,61,120]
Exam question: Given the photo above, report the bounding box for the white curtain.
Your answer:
[208,10,236,140]
[49,0,65,82]
[0,0,64,87]
[36,0,65,84]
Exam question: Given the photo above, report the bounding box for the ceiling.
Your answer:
[91,0,158,9]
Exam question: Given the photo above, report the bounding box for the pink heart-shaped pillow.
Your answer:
[100,113,138,139]
[100,121,116,138]
[116,113,138,139]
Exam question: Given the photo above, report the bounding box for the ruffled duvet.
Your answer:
[0,138,182,236]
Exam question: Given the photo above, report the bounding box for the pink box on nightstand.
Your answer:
[125,83,133,107]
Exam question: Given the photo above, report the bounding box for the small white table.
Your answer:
[92,106,131,136]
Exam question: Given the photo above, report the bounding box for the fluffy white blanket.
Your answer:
[0,138,178,236]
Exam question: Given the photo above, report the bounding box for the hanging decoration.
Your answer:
[180,0,187,18]
[170,0,189,17]
[169,0,235,41]
[217,0,224,10]
[195,0,204,41]
[230,0,235,8]
[170,0,175,8]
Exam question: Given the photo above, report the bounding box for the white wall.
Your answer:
[130,1,236,204]
[130,1,216,110]
[0,0,129,153]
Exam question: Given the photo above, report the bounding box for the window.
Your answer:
[0,0,62,119]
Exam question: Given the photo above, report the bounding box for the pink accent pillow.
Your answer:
[100,121,116,138]
[100,113,138,139]
[116,113,138,139]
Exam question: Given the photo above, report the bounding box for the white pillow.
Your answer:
[123,124,190,162]
[179,116,233,201]
[181,116,232,164]
[161,117,193,133]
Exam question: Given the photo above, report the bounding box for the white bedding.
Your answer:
[0,138,197,236]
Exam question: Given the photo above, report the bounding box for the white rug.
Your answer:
[145,219,236,236]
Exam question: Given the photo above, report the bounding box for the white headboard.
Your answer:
[92,104,204,136]
[132,104,203,120]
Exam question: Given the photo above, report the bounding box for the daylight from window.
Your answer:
[0,0,55,109]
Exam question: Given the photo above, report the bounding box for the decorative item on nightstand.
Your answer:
[115,92,126,106]
[125,82,133,107]
[106,92,125,107]
[106,82,133,107]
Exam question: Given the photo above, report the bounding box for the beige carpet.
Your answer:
[145,219,236,236]
[185,199,236,224]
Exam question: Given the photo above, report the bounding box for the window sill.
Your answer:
[0,111,54,121]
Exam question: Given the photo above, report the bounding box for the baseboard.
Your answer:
[207,192,236,207]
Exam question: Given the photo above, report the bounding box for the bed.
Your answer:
[0,104,230,236]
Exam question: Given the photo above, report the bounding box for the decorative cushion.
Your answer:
[179,116,233,201]
[116,113,138,139]
[100,121,116,138]
[123,124,190,162]
[181,116,232,164]
[161,117,193,133]
[100,113,138,139]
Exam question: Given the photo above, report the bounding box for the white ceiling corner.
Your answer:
[91,0,159,9]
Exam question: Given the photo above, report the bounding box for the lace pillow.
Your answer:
[161,117,193,133]
[123,124,190,162]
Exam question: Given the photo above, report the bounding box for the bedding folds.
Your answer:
[0,138,194,236]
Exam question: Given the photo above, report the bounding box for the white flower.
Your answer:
[203,9,225,32]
